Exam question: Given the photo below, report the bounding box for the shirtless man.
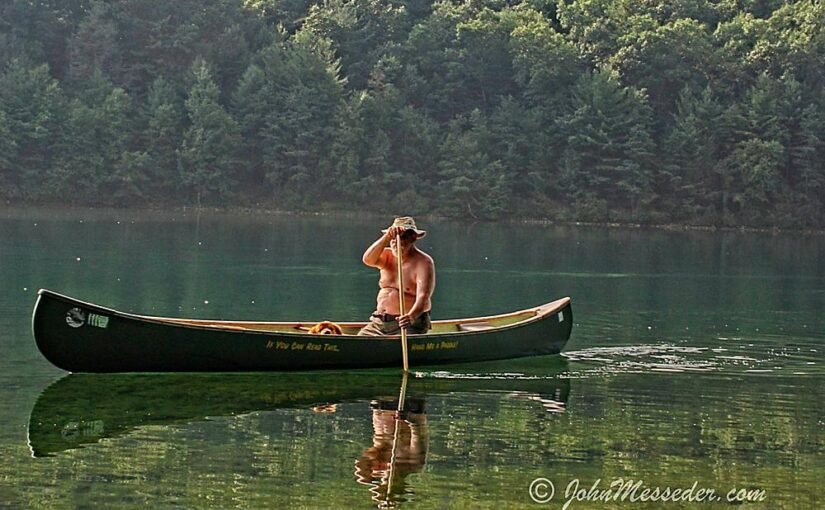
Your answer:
[358,217,435,336]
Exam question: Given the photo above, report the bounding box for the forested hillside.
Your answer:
[1,0,823,226]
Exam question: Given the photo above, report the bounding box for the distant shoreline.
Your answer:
[3,201,824,236]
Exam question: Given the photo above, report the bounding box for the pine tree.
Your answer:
[488,97,550,209]
[232,64,271,192]
[0,61,66,198]
[663,86,725,220]
[260,31,345,205]
[52,83,136,203]
[556,70,655,220]
[301,0,408,91]
[65,1,121,91]
[795,104,825,194]
[146,76,185,194]
[101,87,145,202]
[437,110,511,219]
[0,109,18,198]
[785,102,825,225]
[180,59,241,204]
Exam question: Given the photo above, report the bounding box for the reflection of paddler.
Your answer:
[354,397,428,505]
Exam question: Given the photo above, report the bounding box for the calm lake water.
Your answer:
[1,207,823,509]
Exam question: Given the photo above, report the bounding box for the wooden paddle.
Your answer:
[396,233,410,372]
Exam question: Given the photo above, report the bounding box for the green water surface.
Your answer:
[0,207,822,509]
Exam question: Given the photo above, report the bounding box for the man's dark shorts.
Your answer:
[357,311,432,336]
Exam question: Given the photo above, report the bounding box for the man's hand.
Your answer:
[386,225,407,240]
[397,313,413,329]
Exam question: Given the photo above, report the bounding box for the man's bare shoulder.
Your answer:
[413,248,434,266]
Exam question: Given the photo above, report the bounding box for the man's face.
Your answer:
[391,230,417,250]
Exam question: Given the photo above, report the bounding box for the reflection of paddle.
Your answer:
[385,371,409,505]
[395,233,410,372]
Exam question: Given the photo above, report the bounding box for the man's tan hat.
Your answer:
[383,216,426,238]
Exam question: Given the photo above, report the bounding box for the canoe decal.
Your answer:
[410,340,459,352]
[65,308,109,329]
[87,313,110,329]
[66,308,86,328]
[266,340,340,352]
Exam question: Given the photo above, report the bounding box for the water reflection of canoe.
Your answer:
[28,367,571,458]
[32,289,573,372]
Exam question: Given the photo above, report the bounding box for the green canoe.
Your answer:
[32,289,573,373]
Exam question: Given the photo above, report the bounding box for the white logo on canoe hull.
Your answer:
[66,308,86,328]
[65,308,109,329]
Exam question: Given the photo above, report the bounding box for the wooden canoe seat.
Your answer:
[458,322,495,332]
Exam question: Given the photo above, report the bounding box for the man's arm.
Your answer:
[362,226,406,268]
[362,232,392,268]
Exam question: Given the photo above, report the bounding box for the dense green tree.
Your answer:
[662,87,726,220]
[327,99,366,200]
[713,104,750,223]
[509,8,583,111]
[179,59,241,204]
[487,97,553,211]
[714,73,790,221]
[339,89,396,200]
[301,0,409,91]
[713,12,768,95]
[328,83,438,213]
[243,0,318,31]
[403,3,569,118]
[81,0,266,98]
[258,31,346,204]
[0,5,28,69]
[145,76,186,194]
[556,70,655,220]
[555,0,704,66]
[50,84,137,203]
[65,1,121,91]
[751,1,825,88]
[401,1,477,120]
[728,72,825,225]
[728,138,784,216]
[0,61,66,198]
[611,18,717,123]
[713,2,825,95]
[0,0,92,78]
[722,0,786,19]
[391,105,442,193]
[791,104,825,224]
[232,63,271,193]
[453,8,521,111]
[0,109,18,197]
[437,110,511,219]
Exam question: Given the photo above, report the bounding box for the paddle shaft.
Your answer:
[396,234,410,372]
